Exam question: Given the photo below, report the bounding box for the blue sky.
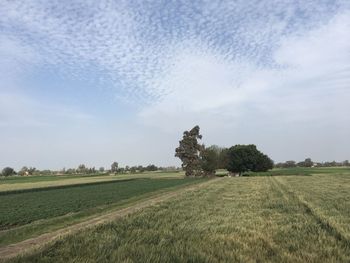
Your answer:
[1,0,349,170]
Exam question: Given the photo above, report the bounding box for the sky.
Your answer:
[0,0,349,170]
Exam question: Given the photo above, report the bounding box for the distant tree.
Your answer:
[226,145,273,176]
[66,168,76,174]
[175,125,203,177]
[18,166,29,176]
[28,167,36,175]
[200,146,218,176]
[304,158,313,167]
[146,164,158,171]
[125,165,130,172]
[130,166,137,173]
[111,162,118,173]
[2,167,15,177]
[283,160,297,168]
[40,170,52,175]
[343,160,350,167]
[88,167,96,174]
[274,162,284,168]
[137,165,145,173]
[117,167,125,173]
[99,167,105,173]
[77,164,87,173]
[297,161,305,167]
[297,158,313,167]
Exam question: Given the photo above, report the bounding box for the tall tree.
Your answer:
[111,162,118,173]
[175,125,203,176]
[77,164,87,173]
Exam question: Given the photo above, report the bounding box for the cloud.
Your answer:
[138,9,350,162]
[140,9,350,120]
[1,0,349,103]
[0,0,349,167]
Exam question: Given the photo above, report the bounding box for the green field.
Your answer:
[1,168,350,262]
[243,166,350,176]
[0,176,201,247]
[0,178,200,229]
[0,172,183,192]
[4,168,350,263]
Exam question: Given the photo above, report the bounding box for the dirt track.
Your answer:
[0,179,218,260]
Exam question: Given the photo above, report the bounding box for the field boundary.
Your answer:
[271,177,350,248]
[0,178,218,260]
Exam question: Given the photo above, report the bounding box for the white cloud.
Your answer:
[0,1,349,167]
[139,10,350,162]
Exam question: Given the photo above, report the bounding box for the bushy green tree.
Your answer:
[146,164,158,171]
[2,167,15,177]
[304,158,313,167]
[283,160,297,168]
[200,146,218,176]
[175,125,203,176]
[226,145,273,175]
[130,166,137,173]
[297,158,313,167]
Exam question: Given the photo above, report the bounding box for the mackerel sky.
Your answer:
[1,0,349,169]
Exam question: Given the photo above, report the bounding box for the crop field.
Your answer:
[0,171,183,192]
[3,168,350,263]
[243,166,350,176]
[0,177,201,247]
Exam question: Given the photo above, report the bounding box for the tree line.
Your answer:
[175,126,274,176]
[275,159,350,168]
[1,163,179,177]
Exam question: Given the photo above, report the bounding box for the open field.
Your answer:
[0,180,215,260]
[0,172,184,192]
[0,177,202,247]
[243,166,350,176]
[3,168,349,263]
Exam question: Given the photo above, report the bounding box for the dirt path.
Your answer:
[0,179,218,260]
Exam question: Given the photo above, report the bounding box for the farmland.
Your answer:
[0,174,202,247]
[1,168,349,262]
[0,172,183,192]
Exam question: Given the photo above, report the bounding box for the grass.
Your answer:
[0,178,203,247]
[243,166,350,176]
[6,171,350,263]
[276,173,350,240]
[0,178,199,229]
